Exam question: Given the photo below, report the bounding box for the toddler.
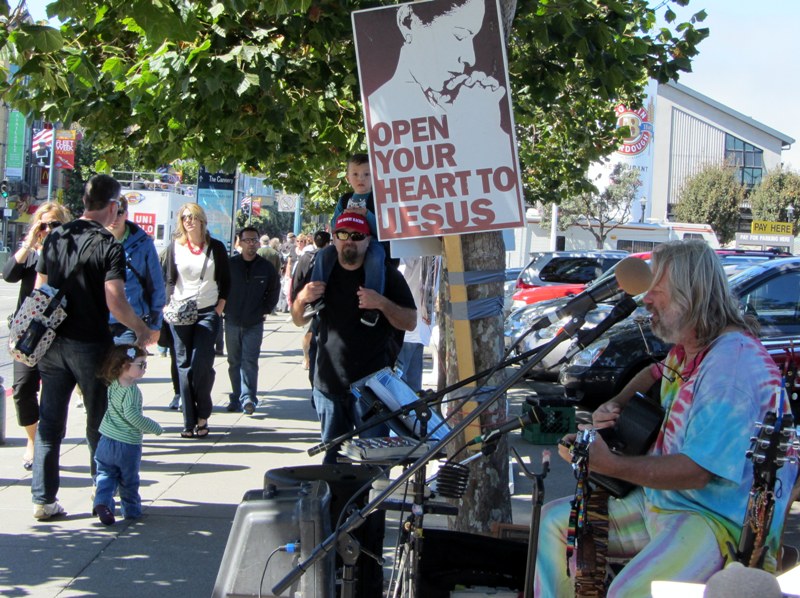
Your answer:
[93,344,163,525]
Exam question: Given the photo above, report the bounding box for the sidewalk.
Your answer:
[0,314,577,597]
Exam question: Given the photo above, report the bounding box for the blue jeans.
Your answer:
[94,435,143,519]
[225,319,263,407]
[171,309,220,430]
[32,337,111,505]
[311,241,386,292]
[312,387,390,464]
[396,342,424,393]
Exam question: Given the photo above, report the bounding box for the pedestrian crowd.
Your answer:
[6,157,440,528]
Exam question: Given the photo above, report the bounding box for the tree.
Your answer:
[672,163,743,244]
[750,167,800,234]
[0,0,708,534]
[547,163,642,249]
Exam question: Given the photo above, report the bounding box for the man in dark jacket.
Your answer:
[224,226,280,414]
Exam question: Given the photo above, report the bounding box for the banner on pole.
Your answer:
[54,130,77,170]
[352,0,525,241]
[6,111,26,178]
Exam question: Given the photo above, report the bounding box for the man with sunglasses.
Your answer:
[292,213,417,464]
[31,174,154,521]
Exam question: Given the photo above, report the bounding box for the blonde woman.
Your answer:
[162,204,230,438]
[3,201,72,470]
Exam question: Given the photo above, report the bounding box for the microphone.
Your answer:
[465,406,545,447]
[534,257,652,328]
[562,295,639,362]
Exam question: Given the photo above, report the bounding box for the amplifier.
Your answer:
[211,480,335,598]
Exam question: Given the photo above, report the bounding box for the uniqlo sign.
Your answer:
[133,212,156,237]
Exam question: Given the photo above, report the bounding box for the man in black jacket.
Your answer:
[224,226,280,414]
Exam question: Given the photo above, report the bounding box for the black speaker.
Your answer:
[418,529,527,597]
[212,480,335,598]
[265,464,386,598]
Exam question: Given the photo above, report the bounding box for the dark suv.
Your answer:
[559,256,800,409]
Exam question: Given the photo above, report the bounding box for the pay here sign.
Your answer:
[352,0,525,241]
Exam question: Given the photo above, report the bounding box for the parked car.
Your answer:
[515,250,628,291]
[503,267,523,314]
[560,256,800,409]
[512,251,647,309]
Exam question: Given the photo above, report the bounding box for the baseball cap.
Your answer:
[334,213,370,235]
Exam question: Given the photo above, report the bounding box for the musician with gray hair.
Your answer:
[534,239,797,596]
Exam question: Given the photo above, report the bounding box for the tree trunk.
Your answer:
[441,230,511,533]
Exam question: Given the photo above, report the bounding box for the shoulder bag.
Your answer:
[163,243,211,326]
[8,233,104,366]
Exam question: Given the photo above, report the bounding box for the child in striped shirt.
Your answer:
[93,344,163,526]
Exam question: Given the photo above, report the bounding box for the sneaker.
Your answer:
[360,310,380,327]
[303,300,325,319]
[242,399,256,415]
[226,400,241,413]
[168,395,181,410]
[33,501,66,520]
[93,504,115,526]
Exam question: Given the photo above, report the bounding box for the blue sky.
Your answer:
[23,0,800,171]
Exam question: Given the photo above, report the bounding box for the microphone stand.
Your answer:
[273,315,588,596]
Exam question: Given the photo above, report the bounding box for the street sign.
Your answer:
[276,192,298,213]
[736,232,792,247]
[751,220,794,235]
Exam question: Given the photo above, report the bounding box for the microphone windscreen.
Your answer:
[615,257,653,296]
[703,562,782,598]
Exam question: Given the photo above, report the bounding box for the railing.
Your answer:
[112,171,196,196]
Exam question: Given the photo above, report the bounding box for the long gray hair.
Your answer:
[649,240,757,347]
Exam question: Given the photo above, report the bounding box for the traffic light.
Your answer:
[0,180,8,199]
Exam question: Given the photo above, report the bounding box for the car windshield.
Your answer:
[538,257,621,284]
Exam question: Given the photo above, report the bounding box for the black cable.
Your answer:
[259,547,282,598]
[258,542,300,598]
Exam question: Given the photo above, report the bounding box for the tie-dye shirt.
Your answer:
[645,331,797,570]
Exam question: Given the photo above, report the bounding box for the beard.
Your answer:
[650,303,685,344]
[340,244,361,265]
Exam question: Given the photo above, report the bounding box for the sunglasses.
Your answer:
[181,214,198,222]
[116,208,126,216]
[335,230,367,242]
[40,222,62,230]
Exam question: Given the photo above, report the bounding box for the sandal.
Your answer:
[195,423,209,438]
[180,428,195,438]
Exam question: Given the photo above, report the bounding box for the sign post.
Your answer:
[353,0,525,449]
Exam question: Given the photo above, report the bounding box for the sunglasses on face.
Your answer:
[182,214,198,222]
[116,208,126,217]
[40,222,62,230]
[335,230,367,242]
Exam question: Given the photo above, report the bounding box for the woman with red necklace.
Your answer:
[162,204,230,438]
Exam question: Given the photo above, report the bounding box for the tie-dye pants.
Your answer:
[533,487,725,597]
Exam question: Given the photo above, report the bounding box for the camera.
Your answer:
[15,319,48,357]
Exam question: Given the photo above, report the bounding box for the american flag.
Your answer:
[32,128,54,149]
[241,196,262,216]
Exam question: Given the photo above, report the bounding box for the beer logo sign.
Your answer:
[615,104,653,156]
[124,191,145,205]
